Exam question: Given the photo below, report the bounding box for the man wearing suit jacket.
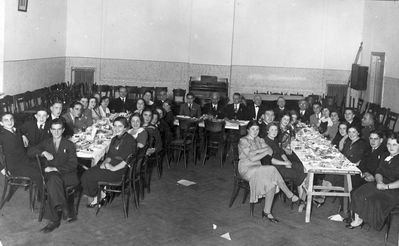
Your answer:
[223,93,249,120]
[259,109,276,139]
[62,102,91,137]
[179,92,202,118]
[0,113,42,188]
[274,96,289,122]
[80,96,93,126]
[297,99,312,124]
[309,102,322,127]
[109,86,135,113]
[202,92,225,119]
[154,88,168,107]
[247,94,267,121]
[28,119,79,233]
[21,109,51,148]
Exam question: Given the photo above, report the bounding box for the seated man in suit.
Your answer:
[179,92,202,118]
[202,92,224,119]
[259,109,276,139]
[309,102,322,127]
[155,88,168,107]
[248,94,266,121]
[109,86,135,113]
[21,108,51,148]
[28,119,79,233]
[297,99,311,124]
[224,92,248,120]
[62,102,91,136]
[80,96,93,125]
[343,107,361,129]
[274,96,289,122]
[0,112,42,189]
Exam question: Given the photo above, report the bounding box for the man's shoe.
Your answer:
[40,220,60,233]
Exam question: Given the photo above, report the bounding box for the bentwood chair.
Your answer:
[35,155,82,222]
[202,120,225,167]
[385,111,399,131]
[95,154,135,218]
[0,146,36,212]
[385,203,399,245]
[168,119,198,168]
[229,158,255,216]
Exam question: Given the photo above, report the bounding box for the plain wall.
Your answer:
[65,0,364,96]
[2,0,67,95]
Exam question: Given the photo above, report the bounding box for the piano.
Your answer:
[189,75,228,105]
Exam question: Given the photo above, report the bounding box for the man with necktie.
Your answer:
[223,92,249,120]
[248,94,266,121]
[109,86,135,113]
[202,92,225,119]
[21,108,52,148]
[273,96,289,122]
[28,119,79,233]
[179,92,201,118]
[297,99,311,124]
[62,101,90,137]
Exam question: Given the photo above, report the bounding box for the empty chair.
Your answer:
[357,98,364,114]
[126,86,139,100]
[0,95,14,113]
[385,111,399,131]
[154,87,168,100]
[376,107,390,126]
[139,87,155,99]
[384,203,399,244]
[202,119,225,167]
[99,85,113,98]
[173,89,186,104]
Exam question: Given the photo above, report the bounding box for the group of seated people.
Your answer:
[0,87,173,233]
[0,86,397,234]
[236,93,399,229]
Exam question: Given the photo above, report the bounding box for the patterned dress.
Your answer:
[238,136,283,203]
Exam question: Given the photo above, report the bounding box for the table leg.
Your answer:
[305,173,314,223]
[343,174,353,215]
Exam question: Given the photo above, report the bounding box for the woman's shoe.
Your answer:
[262,211,279,223]
[86,202,97,208]
[312,197,325,208]
[345,221,364,229]
[298,200,306,213]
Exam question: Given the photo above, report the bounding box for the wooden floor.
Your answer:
[0,156,397,246]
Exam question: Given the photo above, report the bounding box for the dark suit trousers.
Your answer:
[44,171,78,221]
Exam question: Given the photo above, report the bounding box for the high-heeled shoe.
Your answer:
[345,221,364,229]
[261,211,279,223]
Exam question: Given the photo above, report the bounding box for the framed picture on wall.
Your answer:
[18,0,28,12]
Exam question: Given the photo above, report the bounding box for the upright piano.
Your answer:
[189,75,228,105]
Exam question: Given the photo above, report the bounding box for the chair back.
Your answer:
[0,145,7,172]
[154,87,168,100]
[239,124,247,137]
[173,89,186,103]
[35,155,46,187]
[126,86,139,100]
[377,107,389,126]
[385,111,399,131]
[178,119,197,141]
[0,96,14,113]
[204,119,225,133]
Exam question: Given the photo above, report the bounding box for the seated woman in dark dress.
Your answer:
[81,117,137,207]
[277,114,295,155]
[315,125,370,205]
[263,123,307,201]
[348,132,399,230]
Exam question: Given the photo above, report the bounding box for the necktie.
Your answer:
[189,104,192,111]
[213,105,217,111]
[54,140,59,152]
[121,98,125,103]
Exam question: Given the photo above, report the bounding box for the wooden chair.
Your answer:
[0,95,14,113]
[167,119,198,168]
[35,155,82,222]
[377,107,390,126]
[229,159,255,216]
[357,98,364,114]
[95,155,135,218]
[385,204,399,245]
[367,103,381,116]
[202,120,225,167]
[385,111,399,131]
[0,146,36,212]
[126,86,139,100]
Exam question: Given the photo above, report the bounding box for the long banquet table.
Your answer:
[292,127,361,223]
[174,115,249,130]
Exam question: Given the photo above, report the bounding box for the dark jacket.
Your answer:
[109,97,135,113]
[0,128,32,172]
[274,107,289,122]
[247,103,267,121]
[28,137,78,174]
[223,103,249,120]
[202,102,225,119]
[297,109,312,124]
[179,102,202,118]
[21,120,52,148]
[358,144,387,175]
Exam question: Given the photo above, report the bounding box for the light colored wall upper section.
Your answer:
[233,0,364,69]
[361,1,399,79]
[4,0,67,60]
[66,0,363,70]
